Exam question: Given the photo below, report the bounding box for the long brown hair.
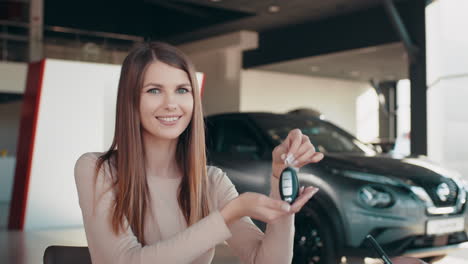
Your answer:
[94,42,210,245]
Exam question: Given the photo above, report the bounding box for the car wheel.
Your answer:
[292,203,340,264]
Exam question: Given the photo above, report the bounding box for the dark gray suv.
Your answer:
[205,112,468,264]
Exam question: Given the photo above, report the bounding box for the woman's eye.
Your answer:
[148,88,161,94]
[177,87,190,94]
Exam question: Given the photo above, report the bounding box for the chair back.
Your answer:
[43,246,92,264]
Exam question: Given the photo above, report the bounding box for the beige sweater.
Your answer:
[74,152,294,264]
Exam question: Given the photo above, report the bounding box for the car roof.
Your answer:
[206,111,323,123]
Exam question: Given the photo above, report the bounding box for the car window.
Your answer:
[257,116,376,155]
[209,118,263,160]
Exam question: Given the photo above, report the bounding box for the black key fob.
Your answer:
[279,167,299,204]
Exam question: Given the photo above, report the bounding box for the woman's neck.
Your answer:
[142,131,181,179]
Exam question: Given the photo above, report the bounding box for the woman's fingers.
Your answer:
[293,150,324,168]
[293,148,316,167]
[291,135,315,165]
[285,129,303,159]
[290,187,319,213]
[282,132,323,168]
[310,152,324,163]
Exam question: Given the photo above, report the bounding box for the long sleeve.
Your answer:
[210,167,295,264]
[74,153,232,264]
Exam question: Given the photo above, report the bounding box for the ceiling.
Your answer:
[255,42,408,82]
[41,0,412,81]
[157,0,384,43]
[45,0,391,42]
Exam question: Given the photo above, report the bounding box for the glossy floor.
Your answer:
[0,227,467,264]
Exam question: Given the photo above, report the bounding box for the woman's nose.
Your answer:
[163,94,177,110]
[165,103,177,111]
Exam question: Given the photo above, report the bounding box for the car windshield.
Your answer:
[255,115,376,155]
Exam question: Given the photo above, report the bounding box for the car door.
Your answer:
[206,116,272,195]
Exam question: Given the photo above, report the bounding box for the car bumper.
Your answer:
[341,194,468,257]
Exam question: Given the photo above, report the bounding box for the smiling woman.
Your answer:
[139,61,194,140]
[74,42,323,264]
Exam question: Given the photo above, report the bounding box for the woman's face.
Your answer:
[139,61,194,141]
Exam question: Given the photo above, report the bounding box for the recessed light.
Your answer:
[349,71,360,77]
[310,66,320,72]
[268,5,280,13]
[210,0,221,2]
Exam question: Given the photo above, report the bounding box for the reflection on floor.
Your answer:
[0,227,467,264]
[0,228,241,264]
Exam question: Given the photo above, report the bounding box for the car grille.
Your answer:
[423,178,459,207]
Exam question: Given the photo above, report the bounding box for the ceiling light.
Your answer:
[268,5,280,13]
[210,0,221,2]
[309,66,320,72]
[349,71,360,77]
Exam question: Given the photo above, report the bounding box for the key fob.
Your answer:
[279,167,299,204]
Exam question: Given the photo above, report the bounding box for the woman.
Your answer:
[74,42,323,264]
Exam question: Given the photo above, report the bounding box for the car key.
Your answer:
[279,167,299,204]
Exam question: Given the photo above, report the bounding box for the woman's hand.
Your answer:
[220,192,293,225]
[220,187,320,225]
[271,129,324,178]
[289,185,319,213]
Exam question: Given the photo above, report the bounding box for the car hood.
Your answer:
[318,153,459,186]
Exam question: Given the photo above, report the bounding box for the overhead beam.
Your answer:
[382,0,419,64]
[244,0,417,68]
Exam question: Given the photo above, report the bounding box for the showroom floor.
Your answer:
[0,227,467,264]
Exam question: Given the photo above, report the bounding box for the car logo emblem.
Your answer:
[436,183,450,202]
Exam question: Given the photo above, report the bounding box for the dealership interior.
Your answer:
[1,0,468,263]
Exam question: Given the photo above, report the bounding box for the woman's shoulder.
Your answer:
[206,165,234,188]
[77,151,103,161]
[74,151,115,183]
[206,165,224,180]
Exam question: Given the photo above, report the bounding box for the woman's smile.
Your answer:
[156,115,182,126]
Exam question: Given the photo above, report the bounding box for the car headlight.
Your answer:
[358,185,394,208]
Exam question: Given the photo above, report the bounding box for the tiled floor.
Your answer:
[0,227,467,264]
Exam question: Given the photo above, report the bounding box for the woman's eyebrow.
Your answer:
[143,82,162,88]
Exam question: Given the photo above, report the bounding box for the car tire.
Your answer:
[292,202,341,264]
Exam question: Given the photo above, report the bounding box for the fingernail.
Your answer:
[281,204,291,212]
[281,153,286,160]
[286,154,295,165]
[300,186,305,193]
[309,188,320,197]
[292,159,298,166]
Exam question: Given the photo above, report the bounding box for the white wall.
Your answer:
[0,62,27,93]
[178,31,258,116]
[426,0,468,178]
[240,69,377,138]
[21,59,205,230]
[24,59,121,230]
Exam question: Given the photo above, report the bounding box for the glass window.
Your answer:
[210,119,263,160]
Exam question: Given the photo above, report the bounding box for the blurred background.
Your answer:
[1,0,468,263]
